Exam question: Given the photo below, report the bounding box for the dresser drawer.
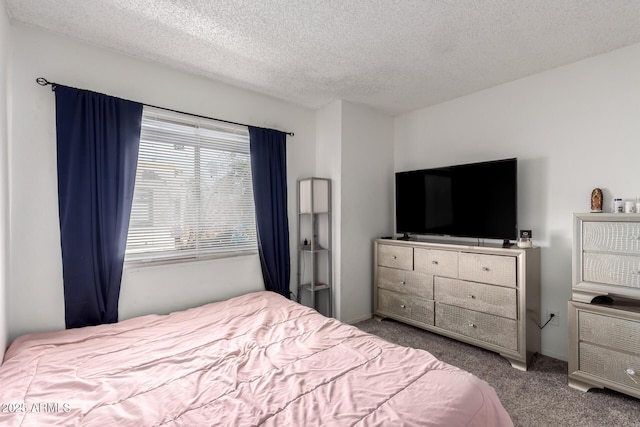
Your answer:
[377,266,433,299]
[583,221,640,255]
[414,248,458,277]
[434,277,517,319]
[435,303,518,351]
[377,244,413,270]
[579,310,640,354]
[459,252,516,287]
[377,288,434,326]
[582,253,640,290]
[579,342,640,392]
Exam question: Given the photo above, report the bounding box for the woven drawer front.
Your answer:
[377,266,433,299]
[459,252,516,287]
[435,303,518,351]
[579,342,640,392]
[377,289,434,326]
[579,311,640,355]
[414,248,458,277]
[434,277,517,319]
[583,222,640,254]
[582,253,640,289]
[377,244,413,270]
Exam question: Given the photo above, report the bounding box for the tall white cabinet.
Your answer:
[296,178,332,317]
[568,213,640,398]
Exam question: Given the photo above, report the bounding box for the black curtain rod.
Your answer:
[36,77,294,137]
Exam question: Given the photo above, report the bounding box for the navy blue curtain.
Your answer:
[248,127,291,298]
[55,86,142,329]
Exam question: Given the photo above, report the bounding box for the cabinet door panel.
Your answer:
[414,248,458,277]
[378,289,434,326]
[582,253,640,290]
[579,342,640,392]
[579,310,640,354]
[583,222,640,254]
[435,303,518,351]
[459,252,516,287]
[377,266,433,299]
[377,244,413,270]
[435,277,517,319]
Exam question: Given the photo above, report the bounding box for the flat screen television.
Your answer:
[395,158,517,242]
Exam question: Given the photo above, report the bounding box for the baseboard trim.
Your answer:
[345,313,374,325]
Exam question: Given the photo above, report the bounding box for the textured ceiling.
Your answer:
[6,0,640,115]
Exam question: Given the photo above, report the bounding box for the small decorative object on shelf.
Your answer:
[612,198,624,213]
[590,188,603,212]
[624,200,636,213]
[517,230,532,248]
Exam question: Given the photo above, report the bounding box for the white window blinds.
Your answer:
[125,106,257,262]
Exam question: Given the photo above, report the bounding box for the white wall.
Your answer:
[315,101,343,316]
[340,101,393,323]
[0,0,10,355]
[394,42,640,360]
[8,24,316,340]
[315,100,394,323]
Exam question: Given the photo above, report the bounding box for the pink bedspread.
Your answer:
[0,291,512,426]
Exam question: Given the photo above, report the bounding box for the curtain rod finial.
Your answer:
[36,77,57,90]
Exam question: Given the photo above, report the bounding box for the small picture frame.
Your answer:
[520,230,532,239]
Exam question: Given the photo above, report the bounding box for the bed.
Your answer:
[0,291,513,426]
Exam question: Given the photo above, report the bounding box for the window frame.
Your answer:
[124,106,258,266]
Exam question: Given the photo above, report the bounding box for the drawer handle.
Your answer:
[400,304,407,309]
[626,368,638,384]
[432,260,439,265]
[400,281,406,285]
[632,271,640,276]
[392,255,397,260]
[468,294,475,299]
[468,322,476,328]
[482,267,490,272]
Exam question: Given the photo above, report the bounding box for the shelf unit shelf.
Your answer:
[296,177,332,317]
[299,247,330,253]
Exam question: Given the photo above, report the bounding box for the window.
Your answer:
[125,106,257,262]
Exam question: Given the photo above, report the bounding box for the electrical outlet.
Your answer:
[546,309,559,326]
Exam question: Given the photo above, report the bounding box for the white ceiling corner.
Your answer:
[6,0,640,115]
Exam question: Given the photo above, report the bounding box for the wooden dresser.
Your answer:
[374,239,541,370]
[569,213,640,398]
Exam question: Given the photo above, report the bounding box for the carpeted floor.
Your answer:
[353,318,639,427]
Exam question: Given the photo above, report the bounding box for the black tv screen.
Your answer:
[395,158,517,241]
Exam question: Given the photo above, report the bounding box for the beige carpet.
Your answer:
[354,318,638,427]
